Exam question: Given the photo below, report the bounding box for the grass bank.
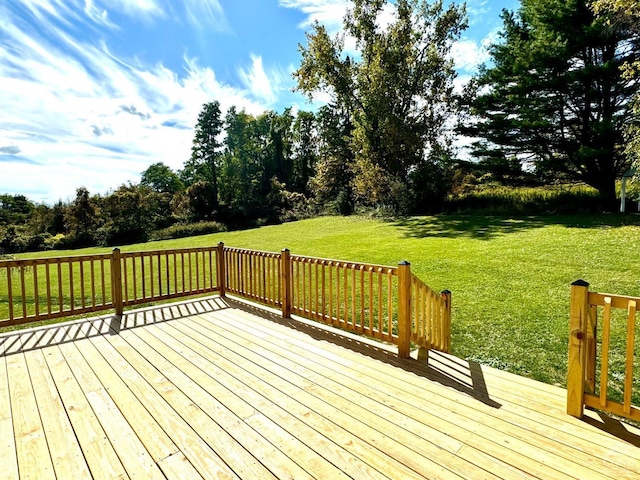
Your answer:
[13,213,640,388]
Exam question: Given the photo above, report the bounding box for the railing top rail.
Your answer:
[223,247,282,258]
[119,246,218,257]
[290,254,398,273]
[0,253,113,267]
[588,291,640,309]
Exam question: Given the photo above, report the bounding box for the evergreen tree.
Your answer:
[183,101,224,215]
[461,0,639,205]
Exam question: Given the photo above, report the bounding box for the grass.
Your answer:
[8,213,640,390]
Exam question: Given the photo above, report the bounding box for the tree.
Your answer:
[461,0,639,205]
[592,0,640,173]
[141,162,184,194]
[295,0,467,213]
[291,111,319,195]
[65,187,98,247]
[309,104,356,213]
[182,101,224,213]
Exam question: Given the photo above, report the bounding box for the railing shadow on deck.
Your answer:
[226,296,502,409]
[582,410,640,448]
[0,295,231,356]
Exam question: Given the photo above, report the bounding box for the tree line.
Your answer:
[1,0,638,254]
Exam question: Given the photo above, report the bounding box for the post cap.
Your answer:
[571,279,589,287]
[398,260,410,266]
[112,247,121,252]
[441,289,451,295]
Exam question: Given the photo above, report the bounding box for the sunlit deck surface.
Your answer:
[2,296,640,480]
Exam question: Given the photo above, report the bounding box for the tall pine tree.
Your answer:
[461,0,639,206]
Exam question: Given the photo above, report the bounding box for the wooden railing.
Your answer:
[411,274,452,354]
[0,253,115,327]
[289,254,398,343]
[567,280,640,421]
[0,244,451,356]
[119,247,220,310]
[224,247,282,308]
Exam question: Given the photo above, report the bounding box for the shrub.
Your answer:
[150,221,227,241]
[444,184,607,215]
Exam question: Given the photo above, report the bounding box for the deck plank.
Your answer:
[2,296,640,480]
[43,345,129,480]
[128,323,314,480]
[0,356,19,480]
[215,307,629,479]
[160,313,467,479]
[196,309,582,480]
[57,340,166,479]
[90,334,240,480]
[23,349,91,479]
[6,352,56,480]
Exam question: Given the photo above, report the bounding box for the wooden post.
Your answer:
[217,242,226,297]
[281,249,291,318]
[441,290,452,354]
[397,261,412,359]
[567,279,589,418]
[111,248,123,317]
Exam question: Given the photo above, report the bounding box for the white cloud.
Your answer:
[451,30,499,73]
[279,0,349,31]
[183,0,228,31]
[0,2,268,203]
[239,55,292,106]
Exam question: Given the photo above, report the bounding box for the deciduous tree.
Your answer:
[295,0,466,213]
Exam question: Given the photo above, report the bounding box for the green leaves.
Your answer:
[295,0,467,213]
[461,0,638,204]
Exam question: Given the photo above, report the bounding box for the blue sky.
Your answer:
[1,0,518,204]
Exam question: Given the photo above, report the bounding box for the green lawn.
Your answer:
[12,214,640,388]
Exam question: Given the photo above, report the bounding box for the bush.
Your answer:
[149,221,227,241]
[444,184,607,215]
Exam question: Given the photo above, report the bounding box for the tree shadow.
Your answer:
[394,213,640,240]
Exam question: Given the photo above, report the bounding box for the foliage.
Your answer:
[149,221,227,241]
[182,101,224,215]
[0,194,34,225]
[592,0,640,175]
[295,0,467,213]
[445,184,607,214]
[64,187,99,247]
[461,0,639,206]
[141,162,184,194]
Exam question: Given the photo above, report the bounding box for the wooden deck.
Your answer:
[2,296,640,480]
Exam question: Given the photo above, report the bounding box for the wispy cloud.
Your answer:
[0,1,267,202]
[451,30,499,73]
[0,146,21,155]
[279,0,349,31]
[183,0,228,31]
[239,55,292,106]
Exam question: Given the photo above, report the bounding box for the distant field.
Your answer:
[12,213,640,388]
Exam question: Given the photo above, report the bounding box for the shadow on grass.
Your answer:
[394,214,640,240]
